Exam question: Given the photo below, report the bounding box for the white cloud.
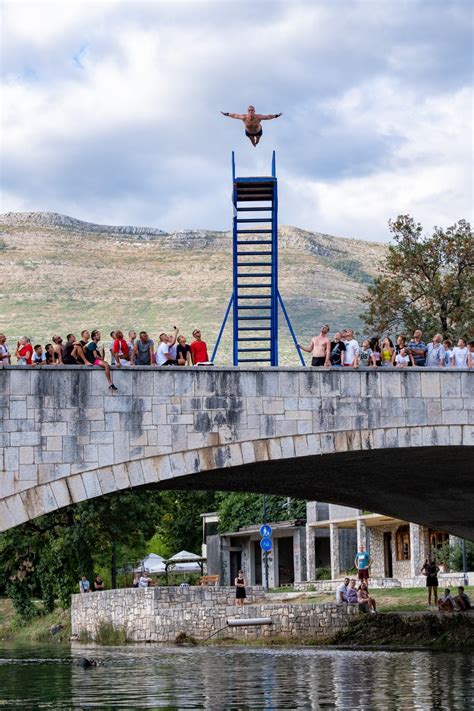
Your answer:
[1,0,472,240]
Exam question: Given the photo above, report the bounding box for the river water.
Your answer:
[1,642,473,709]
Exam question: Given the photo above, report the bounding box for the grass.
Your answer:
[0,597,71,642]
[268,586,474,613]
[0,218,386,360]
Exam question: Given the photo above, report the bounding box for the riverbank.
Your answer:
[2,587,473,648]
[0,599,71,643]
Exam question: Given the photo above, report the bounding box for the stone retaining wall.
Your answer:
[71,586,359,642]
[294,573,468,592]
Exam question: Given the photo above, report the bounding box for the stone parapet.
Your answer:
[70,586,359,642]
[1,367,473,536]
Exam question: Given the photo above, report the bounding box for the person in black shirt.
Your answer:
[176,335,192,366]
[62,334,89,365]
[330,332,346,367]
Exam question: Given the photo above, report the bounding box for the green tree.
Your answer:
[217,493,306,533]
[362,215,474,337]
[156,491,217,555]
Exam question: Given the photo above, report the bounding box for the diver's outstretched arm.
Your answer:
[258,113,282,120]
[221,112,246,119]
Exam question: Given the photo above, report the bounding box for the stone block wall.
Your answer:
[71,586,359,642]
[1,367,473,535]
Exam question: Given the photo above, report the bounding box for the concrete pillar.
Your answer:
[409,523,423,578]
[357,519,367,551]
[306,526,316,582]
[330,523,340,579]
[293,529,306,583]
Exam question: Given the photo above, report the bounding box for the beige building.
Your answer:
[306,502,453,584]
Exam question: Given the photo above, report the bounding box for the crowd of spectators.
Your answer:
[0,328,211,390]
[298,327,473,368]
[1,326,472,379]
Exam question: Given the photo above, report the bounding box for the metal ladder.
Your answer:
[211,152,304,367]
[232,151,278,365]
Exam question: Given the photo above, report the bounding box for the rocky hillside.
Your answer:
[0,212,386,364]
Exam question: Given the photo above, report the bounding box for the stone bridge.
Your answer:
[0,367,473,538]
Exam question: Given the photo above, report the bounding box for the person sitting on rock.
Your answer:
[357,582,377,613]
[438,588,455,612]
[454,586,471,611]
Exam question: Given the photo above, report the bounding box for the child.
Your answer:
[394,347,414,368]
[358,340,375,367]
[443,340,453,367]
[32,344,46,365]
[45,343,55,365]
[438,588,455,612]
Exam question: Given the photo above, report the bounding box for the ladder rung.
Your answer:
[237,284,272,289]
[238,358,271,362]
[237,229,272,234]
[237,218,273,223]
[238,337,271,342]
[238,295,273,299]
[237,240,272,245]
[237,251,272,256]
[238,316,272,321]
[238,327,271,331]
[238,273,271,278]
[237,207,272,212]
[236,197,273,202]
[238,305,271,310]
[237,262,272,267]
[238,348,272,353]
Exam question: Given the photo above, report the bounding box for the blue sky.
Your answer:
[1,0,472,241]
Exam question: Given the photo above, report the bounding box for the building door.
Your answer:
[253,541,262,585]
[384,532,393,578]
[230,551,242,585]
[277,537,295,586]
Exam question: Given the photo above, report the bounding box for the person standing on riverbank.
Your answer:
[235,570,246,606]
[421,558,440,607]
[355,546,372,582]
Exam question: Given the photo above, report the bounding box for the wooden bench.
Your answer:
[198,575,220,586]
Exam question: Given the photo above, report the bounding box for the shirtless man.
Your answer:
[221,106,282,146]
[299,325,331,367]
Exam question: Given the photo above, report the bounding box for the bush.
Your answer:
[449,541,474,572]
[315,567,331,580]
[6,581,37,622]
[95,621,128,645]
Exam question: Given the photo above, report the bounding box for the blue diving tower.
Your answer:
[212,152,304,366]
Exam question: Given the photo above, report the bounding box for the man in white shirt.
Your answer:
[156,333,175,366]
[425,334,446,367]
[138,572,151,588]
[451,338,469,368]
[0,333,11,365]
[336,577,350,603]
[343,330,359,367]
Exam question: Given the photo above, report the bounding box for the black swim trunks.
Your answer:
[245,128,263,137]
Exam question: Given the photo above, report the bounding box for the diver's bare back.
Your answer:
[221,105,282,146]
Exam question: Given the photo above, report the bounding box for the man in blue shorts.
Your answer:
[221,106,282,146]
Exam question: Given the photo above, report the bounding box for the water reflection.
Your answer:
[0,643,473,709]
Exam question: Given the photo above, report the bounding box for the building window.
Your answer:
[396,526,410,560]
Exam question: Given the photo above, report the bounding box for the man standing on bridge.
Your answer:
[221,106,282,146]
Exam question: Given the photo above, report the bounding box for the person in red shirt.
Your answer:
[15,336,33,365]
[112,330,130,367]
[190,329,209,365]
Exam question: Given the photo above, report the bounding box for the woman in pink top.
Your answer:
[298,325,331,367]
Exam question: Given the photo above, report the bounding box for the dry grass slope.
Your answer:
[0,212,386,365]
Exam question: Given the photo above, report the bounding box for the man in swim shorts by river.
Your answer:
[221,105,282,146]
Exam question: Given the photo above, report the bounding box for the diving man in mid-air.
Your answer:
[221,106,282,146]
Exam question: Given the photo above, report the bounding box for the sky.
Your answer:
[1,0,472,241]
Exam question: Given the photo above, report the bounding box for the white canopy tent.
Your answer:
[164,550,206,577]
[134,553,166,574]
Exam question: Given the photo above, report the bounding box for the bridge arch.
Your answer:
[1,367,473,536]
